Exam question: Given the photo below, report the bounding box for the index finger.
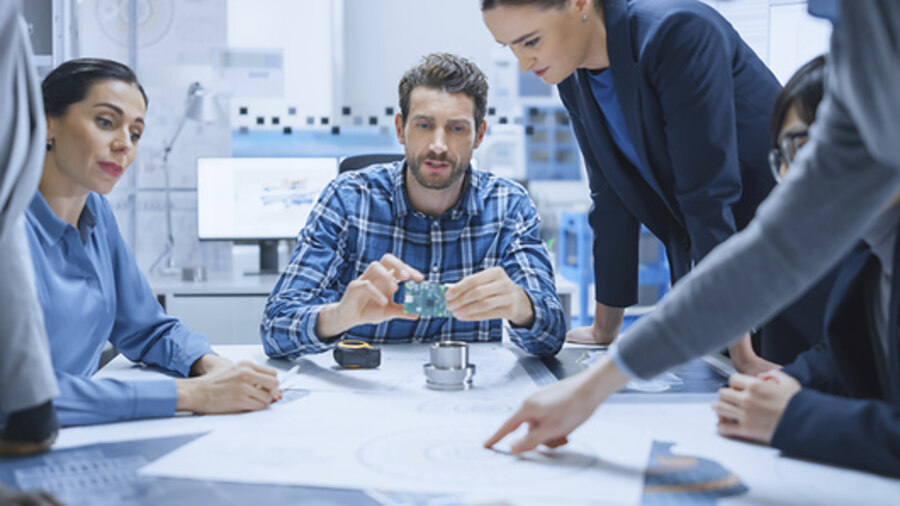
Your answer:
[379,253,425,281]
[483,409,528,449]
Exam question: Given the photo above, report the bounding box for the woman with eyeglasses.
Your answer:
[750,55,846,366]
[768,56,825,182]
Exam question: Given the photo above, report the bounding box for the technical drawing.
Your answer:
[415,398,514,416]
[95,0,174,48]
[356,426,596,486]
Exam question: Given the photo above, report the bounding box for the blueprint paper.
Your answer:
[279,342,555,396]
[1,432,381,506]
[597,400,900,505]
[140,392,651,504]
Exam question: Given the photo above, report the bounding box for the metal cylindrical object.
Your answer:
[424,341,475,390]
[181,266,207,282]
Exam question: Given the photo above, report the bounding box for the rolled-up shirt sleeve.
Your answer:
[261,179,351,358]
[501,195,566,357]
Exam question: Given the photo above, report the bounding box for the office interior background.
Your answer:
[21,0,831,342]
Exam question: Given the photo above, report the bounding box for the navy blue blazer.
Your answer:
[757,264,842,365]
[558,0,779,306]
[776,241,900,478]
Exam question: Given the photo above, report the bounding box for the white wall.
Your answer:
[227,0,338,119]
[341,0,497,119]
[704,0,830,84]
[768,2,831,83]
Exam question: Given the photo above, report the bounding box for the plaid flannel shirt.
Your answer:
[261,161,566,358]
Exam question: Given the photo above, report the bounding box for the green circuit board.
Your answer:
[403,281,449,317]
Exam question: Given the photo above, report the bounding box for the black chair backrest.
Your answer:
[339,154,404,173]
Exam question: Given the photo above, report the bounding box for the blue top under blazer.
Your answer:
[558,0,780,306]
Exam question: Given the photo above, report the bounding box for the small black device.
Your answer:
[333,340,381,369]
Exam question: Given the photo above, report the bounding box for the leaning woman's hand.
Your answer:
[175,361,281,414]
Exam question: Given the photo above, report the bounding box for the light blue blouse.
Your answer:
[24,192,213,426]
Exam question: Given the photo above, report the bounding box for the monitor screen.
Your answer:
[197,157,338,240]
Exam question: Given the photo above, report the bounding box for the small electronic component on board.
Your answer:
[403,281,449,317]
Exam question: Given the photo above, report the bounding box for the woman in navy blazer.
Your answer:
[482,0,780,372]
[714,218,900,478]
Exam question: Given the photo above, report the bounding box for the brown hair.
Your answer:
[481,0,604,12]
[482,0,568,9]
[42,58,148,117]
[398,53,489,127]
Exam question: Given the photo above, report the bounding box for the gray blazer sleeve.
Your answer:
[614,0,900,379]
[0,0,59,413]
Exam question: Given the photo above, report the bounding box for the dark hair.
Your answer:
[398,53,489,127]
[482,0,605,12]
[769,55,826,147]
[42,58,148,117]
[481,0,568,10]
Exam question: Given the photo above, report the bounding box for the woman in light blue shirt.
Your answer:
[26,58,281,426]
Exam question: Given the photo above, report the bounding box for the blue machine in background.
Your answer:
[557,212,670,330]
[523,106,582,181]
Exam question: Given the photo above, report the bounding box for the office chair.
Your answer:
[338,154,404,173]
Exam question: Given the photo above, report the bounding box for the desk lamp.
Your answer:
[150,82,222,278]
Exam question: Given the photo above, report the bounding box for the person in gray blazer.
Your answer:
[0,2,63,504]
[0,0,60,459]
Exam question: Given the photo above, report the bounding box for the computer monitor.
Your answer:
[197,157,338,274]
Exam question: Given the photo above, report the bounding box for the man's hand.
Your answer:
[316,254,424,338]
[445,266,534,327]
[484,357,630,453]
[176,360,281,414]
[713,370,801,444]
[728,333,780,375]
[565,302,623,345]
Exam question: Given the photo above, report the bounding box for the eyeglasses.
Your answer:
[768,130,809,182]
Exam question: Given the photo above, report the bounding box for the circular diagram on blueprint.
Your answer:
[356,426,597,487]
[95,0,175,48]
[415,398,515,416]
